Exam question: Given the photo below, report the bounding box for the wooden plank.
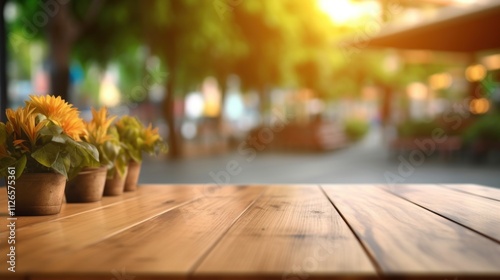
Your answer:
[384,184,500,242]
[28,186,264,276]
[195,185,376,277]
[30,275,186,280]
[0,276,24,280]
[441,184,500,202]
[0,185,169,230]
[0,185,206,275]
[322,184,500,275]
[0,191,137,233]
[0,184,234,232]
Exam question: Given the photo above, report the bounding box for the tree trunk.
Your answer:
[164,78,181,159]
[46,0,103,102]
[163,45,182,159]
[49,54,71,102]
[47,4,75,102]
[0,0,8,122]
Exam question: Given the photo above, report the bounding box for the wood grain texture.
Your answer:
[322,184,500,274]
[384,184,500,242]
[29,276,187,280]
[0,185,197,232]
[0,185,203,274]
[195,185,376,277]
[441,184,500,202]
[1,184,500,279]
[0,190,137,233]
[31,186,264,276]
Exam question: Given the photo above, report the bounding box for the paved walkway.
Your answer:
[140,128,500,188]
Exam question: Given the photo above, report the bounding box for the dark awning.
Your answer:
[357,1,500,52]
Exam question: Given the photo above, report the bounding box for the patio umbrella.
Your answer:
[356,1,500,52]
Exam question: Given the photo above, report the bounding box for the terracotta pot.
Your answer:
[103,167,128,196]
[124,161,141,192]
[11,173,66,216]
[65,167,107,203]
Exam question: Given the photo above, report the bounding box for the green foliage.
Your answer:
[115,116,167,163]
[115,116,143,162]
[397,120,440,138]
[0,95,100,180]
[82,107,129,178]
[0,120,100,180]
[463,114,500,144]
[8,0,473,134]
[344,118,369,141]
[94,138,121,171]
[105,126,128,179]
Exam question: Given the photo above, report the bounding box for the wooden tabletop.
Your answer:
[1,184,500,280]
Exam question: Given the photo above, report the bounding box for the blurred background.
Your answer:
[1,0,499,187]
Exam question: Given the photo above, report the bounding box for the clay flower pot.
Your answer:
[13,173,66,216]
[124,161,141,192]
[65,167,107,203]
[103,167,128,196]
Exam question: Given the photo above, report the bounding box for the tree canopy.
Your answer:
[4,0,454,156]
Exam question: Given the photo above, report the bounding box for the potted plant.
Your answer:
[115,116,166,191]
[0,95,100,215]
[65,107,120,202]
[103,125,128,196]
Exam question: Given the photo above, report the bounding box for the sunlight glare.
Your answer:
[317,0,379,24]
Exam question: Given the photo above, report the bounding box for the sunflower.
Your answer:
[5,107,25,137]
[4,106,48,152]
[25,95,86,141]
[91,107,115,128]
[83,107,116,145]
[21,112,48,148]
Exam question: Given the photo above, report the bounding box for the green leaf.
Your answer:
[65,144,84,168]
[0,156,17,177]
[99,142,117,167]
[78,141,100,162]
[51,154,69,178]
[129,149,142,162]
[14,155,27,179]
[31,143,69,178]
[0,155,26,179]
[39,124,63,137]
[31,143,62,168]
[38,125,67,145]
[52,135,66,144]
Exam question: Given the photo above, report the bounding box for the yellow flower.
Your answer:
[91,107,115,129]
[83,107,116,145]
[5,107,24,137]
[143,124,161,147]
[22,113,48,147]
[5,106,48,151]
[25,95,86,141]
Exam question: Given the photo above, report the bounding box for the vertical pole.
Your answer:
[0,0,8,121]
